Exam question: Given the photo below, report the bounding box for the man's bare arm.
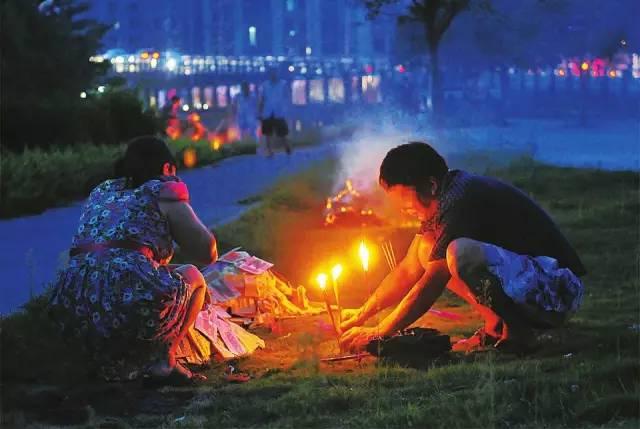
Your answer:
[346,235,426,327]
[376,259,451,335]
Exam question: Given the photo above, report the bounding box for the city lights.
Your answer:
[166,58,177,71]
[249,26,257,46]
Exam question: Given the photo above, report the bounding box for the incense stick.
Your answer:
[388,241,397,268]
[381,242,393,271]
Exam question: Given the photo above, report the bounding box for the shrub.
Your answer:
[2,88,161,151]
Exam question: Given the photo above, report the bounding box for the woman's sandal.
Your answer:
[143,361,207,387]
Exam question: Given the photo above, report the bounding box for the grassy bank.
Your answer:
[2,155,638,428]
[0,129,323,219]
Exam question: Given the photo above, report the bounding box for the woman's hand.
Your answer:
[340,308,364,331]
[339,326,378,352]
[203,287,212,307]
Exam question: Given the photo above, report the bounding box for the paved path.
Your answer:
[0,144,336,314]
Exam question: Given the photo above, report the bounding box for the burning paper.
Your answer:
[323,179,383,227]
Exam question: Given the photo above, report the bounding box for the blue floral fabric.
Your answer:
[49,176,191,381]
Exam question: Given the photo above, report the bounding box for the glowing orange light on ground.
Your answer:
[140,52,149,59]
[557,69,566,77]
[608,70,617,78]
[581,62,589,71]
[359,241,369,272]
[183,148,197,168]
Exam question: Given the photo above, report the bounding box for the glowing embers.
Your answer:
[323,179,383,227]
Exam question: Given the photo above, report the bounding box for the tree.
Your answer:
[1,0,110,148]
[1,0,109,105]
[364,0,489,119]
[1,0,160,149]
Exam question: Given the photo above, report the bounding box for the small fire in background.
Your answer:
[166,119,182,141]
[183,147,197,168]
[209,135,223,151]
[187,112,207,141]
[324,179,384,227]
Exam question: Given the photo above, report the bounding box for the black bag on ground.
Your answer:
[366,328,451,363]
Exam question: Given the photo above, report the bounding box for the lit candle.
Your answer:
[331,264,343,325]
[359,240,370,295]
[359,241,369,273]
[316,273,339,336]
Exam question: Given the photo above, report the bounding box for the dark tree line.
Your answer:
[1,0,159,150]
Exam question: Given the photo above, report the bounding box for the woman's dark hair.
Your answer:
[379,141,448,199]
[115,136,177,188]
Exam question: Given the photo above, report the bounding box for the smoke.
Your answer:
[333,109,444,195]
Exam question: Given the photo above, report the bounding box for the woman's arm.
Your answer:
[159,200,217,265]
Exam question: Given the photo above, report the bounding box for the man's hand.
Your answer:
[339,326,378,352]
[340,308,364,331]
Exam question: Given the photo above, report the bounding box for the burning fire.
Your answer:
[324,179,382,227]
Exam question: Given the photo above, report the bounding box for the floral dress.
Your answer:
[49,176,192,381]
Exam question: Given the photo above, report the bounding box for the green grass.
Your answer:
[0,128,324,219]
[2,155,639,428]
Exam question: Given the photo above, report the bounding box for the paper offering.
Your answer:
[236,256,274,275]
[219,249,250,264]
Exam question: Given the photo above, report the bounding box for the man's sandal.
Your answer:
[452,328,500,353]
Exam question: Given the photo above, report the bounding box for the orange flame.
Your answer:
[323,178,376,226]
[331,264,343,281]
[316,273,328,290]
[359,241,369,272]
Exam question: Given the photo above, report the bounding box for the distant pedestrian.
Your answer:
[259,69,292,156]
[231,82,259,140]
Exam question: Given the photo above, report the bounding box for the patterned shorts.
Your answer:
[480,243,584,317]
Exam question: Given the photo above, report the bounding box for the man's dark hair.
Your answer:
[171,95,180,103]
[379,142,448,197]
[115,136,177,188]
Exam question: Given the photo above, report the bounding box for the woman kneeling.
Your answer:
[50,136,217,383]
